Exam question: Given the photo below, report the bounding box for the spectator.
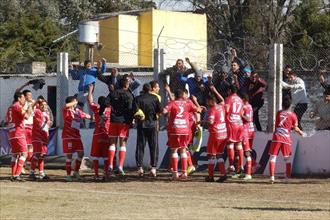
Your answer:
[282,71,308,130]
[310,89,330,130]
[319,70,330,90]
[122,72,141,97]
[246,72,267,131]
[69,59,106,105]
[185,71,209,107]
[282,64,292,98]
[159,58,194,94]
[229,61,250,96]
[97,67,122,92]
[211,71,232,100]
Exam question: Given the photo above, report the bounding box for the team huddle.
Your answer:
[6,65,304,184]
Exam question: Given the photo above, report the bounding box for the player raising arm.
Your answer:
[268,97,304,183]
[29,99,51,180]
[62,96,91,182]
[87,84,111,181]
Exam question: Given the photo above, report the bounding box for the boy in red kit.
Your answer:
[7,92,32,181]
[203,95,228,182]
[163,89,201,180]
[269,98,304,183]
[225,85,244,177]
[29,99,51,180]
[241,93,255,180]
[87,84,111,180]
[62,96,91,182]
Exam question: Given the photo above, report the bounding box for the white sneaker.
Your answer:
[137,167,144,177]
[270,176,275,184]
[150,168,157,177]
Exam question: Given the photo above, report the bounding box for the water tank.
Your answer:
[79,21,99,44]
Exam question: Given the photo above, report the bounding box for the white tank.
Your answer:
[79,21,99,43]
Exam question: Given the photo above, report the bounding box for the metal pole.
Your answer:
[276,44,283,112]
[153,49,159,80]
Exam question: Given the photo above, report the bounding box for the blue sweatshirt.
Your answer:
[69,63,106,92]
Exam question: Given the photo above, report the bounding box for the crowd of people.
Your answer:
[5,51,329,183]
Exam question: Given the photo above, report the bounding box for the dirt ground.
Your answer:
[0,167,329,220]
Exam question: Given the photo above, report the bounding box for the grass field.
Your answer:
[0,167,329,220]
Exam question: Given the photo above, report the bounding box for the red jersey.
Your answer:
[225,93,243,126]
[272,110,298,144]
[6,102,26,140]
[208,104,227,139]
[32,109,50,144]
[165,99,198,135]
[242,102,255,137]
[89,102,111,135]
[62,107,87,140]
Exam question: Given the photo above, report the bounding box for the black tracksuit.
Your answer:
[134,93,162,168]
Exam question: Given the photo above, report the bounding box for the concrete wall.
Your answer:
[55,129,330,175]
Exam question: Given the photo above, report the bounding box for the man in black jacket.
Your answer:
[107,78,134,176]
[134,83,162,177]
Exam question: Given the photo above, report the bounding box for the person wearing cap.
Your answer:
[310,89,330,130]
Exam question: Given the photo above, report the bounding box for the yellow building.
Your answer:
[80,9,207,69]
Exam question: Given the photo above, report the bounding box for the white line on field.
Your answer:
[2,184,329,207]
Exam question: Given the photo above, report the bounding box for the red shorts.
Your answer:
[167,134,189,149]
[10,138,28,154]
[227,123,243,143]
[207,133,226,155]
[91,134,109,158]
[32,141,48,154]
[25,128,32,145]
[63,139,84,154]
[109,123,130,138]
[269,141,292,157]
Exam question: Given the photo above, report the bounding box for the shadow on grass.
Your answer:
[232,206,329,212]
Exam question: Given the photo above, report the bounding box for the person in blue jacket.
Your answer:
[69,58,107,127]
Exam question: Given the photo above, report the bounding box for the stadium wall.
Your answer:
[54,129,330,175]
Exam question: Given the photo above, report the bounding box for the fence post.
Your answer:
[153,49,159,80]
[56,52,69,128]
[267,43,283,133]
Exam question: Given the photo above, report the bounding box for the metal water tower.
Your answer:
[79,21,100,62]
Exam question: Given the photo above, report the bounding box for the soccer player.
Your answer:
[87,84,111,180]
[7,92,32,181]
[20,89,35,171]
[241,93,255,180]
[29,99,51,180]
[268,98,304,183]
[163,89,200,180]
[203,95,228,182]
[62,96,91,182]
[225,85,244,177]
[107,78,134,176]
